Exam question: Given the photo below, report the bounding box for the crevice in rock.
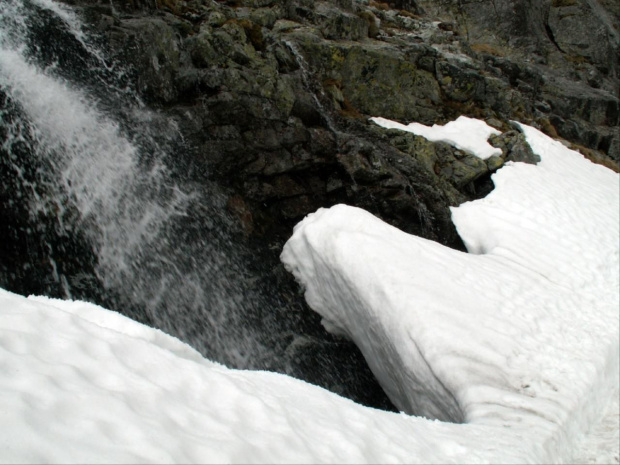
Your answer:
[544,19,565,53]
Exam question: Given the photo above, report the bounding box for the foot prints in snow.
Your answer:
[1,120,618,463]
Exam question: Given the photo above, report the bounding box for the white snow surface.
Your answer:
[370,115,502,159]
[0,122,618,464]
[281,123,619,463]
[0,288,525,464]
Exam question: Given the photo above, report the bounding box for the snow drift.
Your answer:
[1,120,617,464]
[281,121,619,463]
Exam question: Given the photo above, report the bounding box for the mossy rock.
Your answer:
[315,3,369,40]
[295,40,442,123]
[435,61,485,103]
[249,7,283,29]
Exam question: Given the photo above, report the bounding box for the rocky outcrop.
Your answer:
[417,0,619,159]
[71,0,617,250]
[44,0,618,408]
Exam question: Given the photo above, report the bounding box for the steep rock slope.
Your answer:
[69,0,618,246]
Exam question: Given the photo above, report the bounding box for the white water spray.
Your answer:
[2,41,191,284]
[0,0,400,411]
[0,0,258,367]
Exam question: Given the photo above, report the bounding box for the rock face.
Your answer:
[71,0,618,247]
[11,0,617,409]
[417,0,619,160]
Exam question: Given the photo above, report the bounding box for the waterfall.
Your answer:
[0,0,396,412]
[0,0,266,368]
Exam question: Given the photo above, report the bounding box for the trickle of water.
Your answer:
[284,40,339,135]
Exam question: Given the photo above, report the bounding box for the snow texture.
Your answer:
[0,288,527,464]
[370,115,502,159]
[281,122,619,463]
[1,122,618,464]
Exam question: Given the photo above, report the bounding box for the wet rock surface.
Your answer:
[9,0,617,410]
[76,0,618,213]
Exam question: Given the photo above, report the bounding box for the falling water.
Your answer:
[284,40,339,135]
[0,0,397,411]
[0,0,269,368]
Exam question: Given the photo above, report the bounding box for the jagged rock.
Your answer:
[249,6,283,28]
[108,17,181,103]
[548,0,619,78]
[417,0,618,160]
[435,60,485,103]
[46,0,618,408]
[315,1,368,40]
[77,0,617,230]
[490,130,541,165]
[372,126,499,198]
[288,36,443,124]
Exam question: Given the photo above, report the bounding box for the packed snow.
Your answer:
[370,115,503,159]
[1,121,618,464]
[281,122,619,462]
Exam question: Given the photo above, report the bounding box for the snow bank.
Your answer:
[0,121,617,464]
[370,115,502,159]
[281,123,619,463]
[0,288,530,464]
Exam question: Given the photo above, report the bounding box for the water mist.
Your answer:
[0,0,397,412]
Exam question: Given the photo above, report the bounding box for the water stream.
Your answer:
[1,0,270,367]
[284,39,339,135]
[0,0,397,411]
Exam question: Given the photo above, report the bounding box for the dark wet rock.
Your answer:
[490,130,541,165]
[36,0,617,411]
[108,17,182,103]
